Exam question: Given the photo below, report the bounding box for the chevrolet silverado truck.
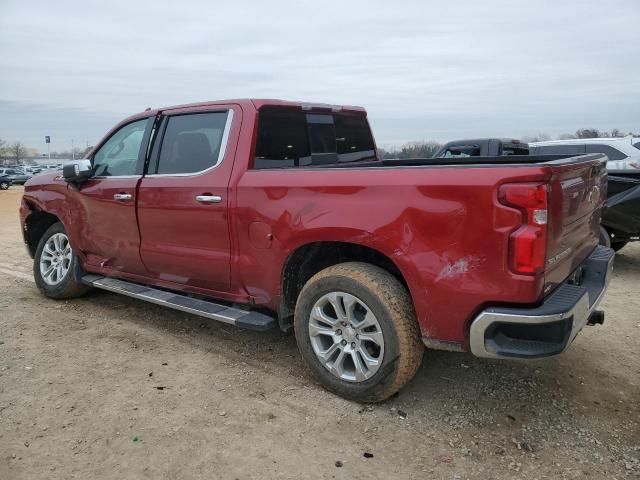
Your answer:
[20,99,614,402]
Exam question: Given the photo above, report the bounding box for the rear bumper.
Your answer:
[470,245,615,359]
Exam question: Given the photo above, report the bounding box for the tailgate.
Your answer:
[544,154,608,293]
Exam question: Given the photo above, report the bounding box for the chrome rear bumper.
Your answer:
[470,246,615,359]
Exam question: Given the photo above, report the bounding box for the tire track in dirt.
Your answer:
[0,266,33,282]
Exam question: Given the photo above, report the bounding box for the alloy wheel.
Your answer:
[308,292,385,382]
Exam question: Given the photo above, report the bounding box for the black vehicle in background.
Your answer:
[430,137,640,252]
[432,138,529,158]
[599,175,640,252]
[0,174,12,190]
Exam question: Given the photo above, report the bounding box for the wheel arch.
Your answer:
[278,240,414,332]
[24,210,62,258]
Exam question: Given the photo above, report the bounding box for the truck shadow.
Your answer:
[87,285,637,411]
[80,243,639,442]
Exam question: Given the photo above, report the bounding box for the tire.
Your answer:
[33,222,90,299]
[612,241,628,252]
[599,226,611,248]
[294,262,424,402]
[0,182,9,190]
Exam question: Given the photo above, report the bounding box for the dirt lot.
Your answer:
[0,186,638,480]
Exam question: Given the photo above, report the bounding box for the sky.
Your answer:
[0,0,639,153]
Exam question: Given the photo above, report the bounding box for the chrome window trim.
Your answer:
[145,109,234,178]
[91,175,143,180]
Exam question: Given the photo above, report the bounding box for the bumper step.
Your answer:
[81,275,276,331]
[469,245,615,359]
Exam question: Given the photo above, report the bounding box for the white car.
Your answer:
[530,137,640,173]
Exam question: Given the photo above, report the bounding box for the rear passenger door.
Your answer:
[136,106,238,293]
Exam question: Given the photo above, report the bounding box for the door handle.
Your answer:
[113,193,132,201]
[195,195,222,204]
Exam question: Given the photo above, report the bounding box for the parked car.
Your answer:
[599,175,640,252]
[20,99,613,401]
[433,138,529,158]
[0,167,32,184]
[0,174,12,190]
[24,166,42,174]
[530,137,640,178]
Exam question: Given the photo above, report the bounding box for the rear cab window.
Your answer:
[442,145,480,158]
[253,107,376,169]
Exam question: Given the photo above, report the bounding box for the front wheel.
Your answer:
[33,222,90,299]
[294,262,424,402]
[0,181,9,190]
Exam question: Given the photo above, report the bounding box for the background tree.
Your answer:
[81,145,94,158]
[575,128,601,139]
[522,133,551,143]
[0,138,6,165]
[11,142,28,163]
[382,141,443,159]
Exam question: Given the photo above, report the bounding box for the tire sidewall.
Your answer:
[599,226,611,248]
[33,222,84,298]
[294,273,403,400]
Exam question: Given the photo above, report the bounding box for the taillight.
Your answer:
[499,183,549,275]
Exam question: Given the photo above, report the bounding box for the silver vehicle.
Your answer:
[530,137,640,176]
[0,167,32,185]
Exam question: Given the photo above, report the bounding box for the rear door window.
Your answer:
[531,144,586,155]
[585,144,627,160]
[153,112,229,175]
[253,108,375,169]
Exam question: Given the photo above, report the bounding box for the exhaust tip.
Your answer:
[587,310,605,326]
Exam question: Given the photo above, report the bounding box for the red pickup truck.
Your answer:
[20,99,614,402]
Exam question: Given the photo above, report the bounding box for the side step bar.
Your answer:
[81,275,276,331]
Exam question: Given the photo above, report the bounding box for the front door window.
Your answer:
[93,119,148,176]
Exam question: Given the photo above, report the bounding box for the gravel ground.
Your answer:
[0,186,638,479]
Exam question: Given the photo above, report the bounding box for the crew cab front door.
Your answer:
[74,116,154,276]
[136,106,238,294]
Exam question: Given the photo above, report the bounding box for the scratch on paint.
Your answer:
[435,255,480,282]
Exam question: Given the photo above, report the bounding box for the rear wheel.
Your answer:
[294,262,423,402]
[34,222,90,299]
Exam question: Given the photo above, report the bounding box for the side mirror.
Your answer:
[62,159,93,185]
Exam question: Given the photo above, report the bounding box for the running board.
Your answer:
[81,275,276,331]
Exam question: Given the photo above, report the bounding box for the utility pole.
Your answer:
[71,138,75,161]
[45,136,51,162]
